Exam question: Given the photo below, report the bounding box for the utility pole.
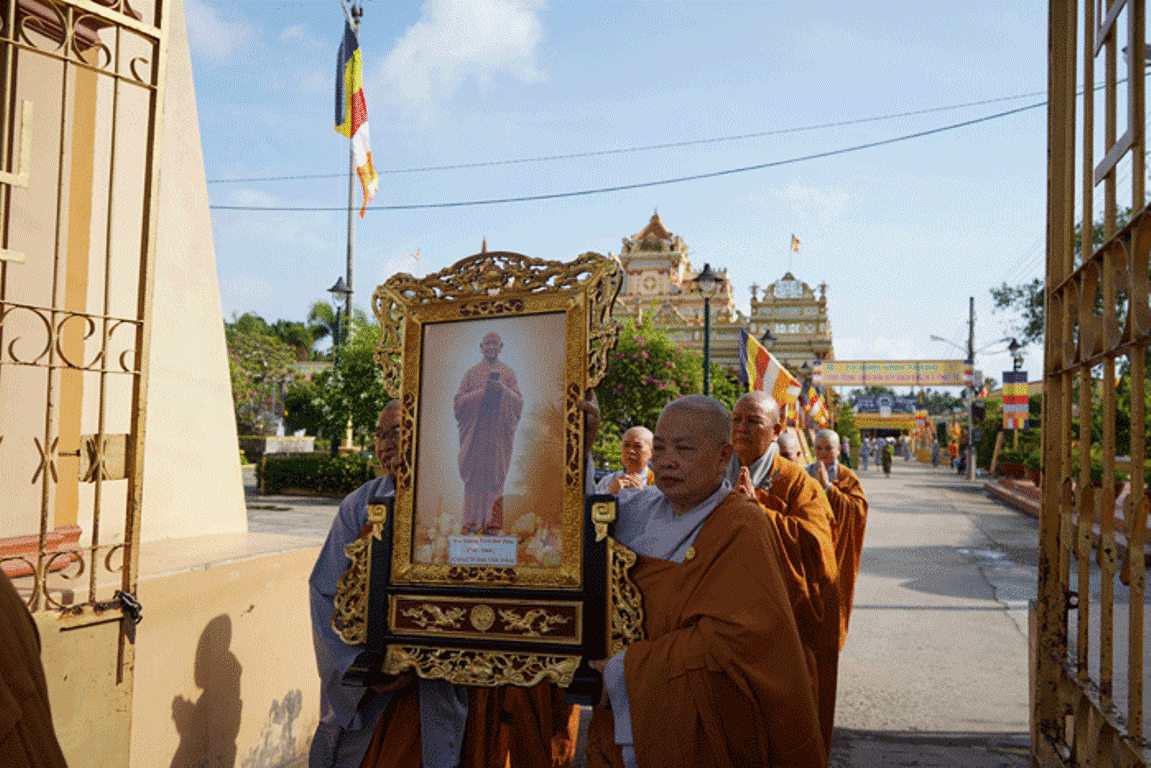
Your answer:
[966,296,976,480]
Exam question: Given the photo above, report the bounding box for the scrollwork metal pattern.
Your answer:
[383,645,581,688]
[607,537,644,658]
[11,0,162,87]
[3,539,127,614]
[0,302,140,373]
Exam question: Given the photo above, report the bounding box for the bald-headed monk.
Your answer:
[777,430,803,464]
[583,395,824,768]
[595,426,654,495]
[310,402,469,768]
[728,391,840,758]
[454,332,523,534]
[807,430,869,648]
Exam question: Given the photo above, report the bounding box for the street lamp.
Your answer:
[1007,337,1024,372]
[759,327,776,347]
[328,276,352,352]
[691,263,722,396]
[327,276,353,457]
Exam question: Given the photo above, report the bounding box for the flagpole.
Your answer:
[343,1,361,332]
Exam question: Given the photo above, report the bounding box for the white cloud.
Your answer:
[772,183,848,227]
[375,0,547,121]
[281,24,326,51]
[184,0,254,64]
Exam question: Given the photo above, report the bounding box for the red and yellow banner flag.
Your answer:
[336,20,379,217]
[738,328,801,404]
[805,388,829,427]
[790,234,801,253]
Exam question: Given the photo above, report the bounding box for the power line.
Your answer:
[211,99,1046,212]
[206,90,1047,184]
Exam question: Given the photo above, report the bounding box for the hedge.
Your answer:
[257,452,377,495]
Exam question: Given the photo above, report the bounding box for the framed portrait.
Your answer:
[334,251,641,693]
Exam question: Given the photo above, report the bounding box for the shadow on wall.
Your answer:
[170,614,243,768]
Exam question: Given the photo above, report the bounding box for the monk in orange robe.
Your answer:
[454,332,523,534]
[584,394,824,768]
[460,684,580,768]
[0,571,69,768]
[730,391,840,758]
[807,429,869,648]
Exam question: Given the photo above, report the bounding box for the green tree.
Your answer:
[990,206,1136,352]
[593,316,709,462]
[835,402,860,466]
[313,317,389,449]
[225,316,296,435]
[308,300,369,358]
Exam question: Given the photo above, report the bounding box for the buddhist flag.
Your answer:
[335,20,378,217]
[790,234,801,253]
[1002,371,1029,429]
[738,328,801,404]
[807,388,829,427]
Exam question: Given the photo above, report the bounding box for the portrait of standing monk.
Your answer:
[454,331,523,535]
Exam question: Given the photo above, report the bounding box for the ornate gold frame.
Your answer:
[371,251,621,589]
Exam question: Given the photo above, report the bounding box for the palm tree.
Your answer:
[270,320,314,361]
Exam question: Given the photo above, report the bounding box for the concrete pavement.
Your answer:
[245,462,1040,766]
[831,458,1036,766]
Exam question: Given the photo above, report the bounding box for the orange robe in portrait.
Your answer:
[752,453,840,758]
[454,360,523,533]
[460,683,580,768]
[587,492,824,768]
[0,571,69,768]
[825,465,868,647]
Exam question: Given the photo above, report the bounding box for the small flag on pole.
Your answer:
[335,19,378,217]
[411,249,420,262]
[738,328,801,404]
[790,234,801,253]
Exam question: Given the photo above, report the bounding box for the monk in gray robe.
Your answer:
[309,401,468,768]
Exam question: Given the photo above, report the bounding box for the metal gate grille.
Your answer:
[0,0,168,630]
[1039,1,1151,764]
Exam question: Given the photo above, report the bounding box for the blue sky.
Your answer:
[192,0,1055,388]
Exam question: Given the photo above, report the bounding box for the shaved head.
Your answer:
[813,428,840,468]
[622,425,653,444]
[815,429,840,450]
[657,395,731,448]
[735,391,781,426]
[620,426,654,474]
[731,391,783,466]
[777,431,802,463]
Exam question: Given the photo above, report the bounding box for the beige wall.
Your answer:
[35,536,324,768]
[141,0,247,541]
[129,537,322,768]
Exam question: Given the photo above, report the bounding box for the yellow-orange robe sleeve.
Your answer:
[620,494,825,768]
[460,683,579,768]
[827,466,869,647]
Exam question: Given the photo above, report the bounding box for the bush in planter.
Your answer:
[1023,451,1042,471]
[257,452,376,494]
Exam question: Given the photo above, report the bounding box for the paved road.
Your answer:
[831,459,1036,766]
[246,462,1040,766]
